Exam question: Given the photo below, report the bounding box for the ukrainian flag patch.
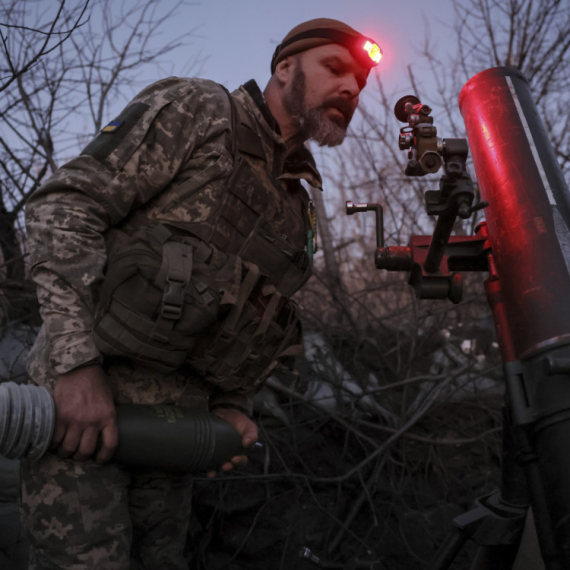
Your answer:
[101,120,123,133]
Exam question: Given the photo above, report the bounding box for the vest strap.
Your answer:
[152,241,193,342]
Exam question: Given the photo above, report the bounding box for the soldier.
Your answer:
[21,18,381,570]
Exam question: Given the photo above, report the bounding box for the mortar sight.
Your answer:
[394,94,422,123]
[394,94,443,175]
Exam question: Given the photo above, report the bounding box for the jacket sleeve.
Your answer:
[209,389,255,417]
[25,77,232,375]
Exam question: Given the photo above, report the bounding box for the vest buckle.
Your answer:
[161,276,185,320]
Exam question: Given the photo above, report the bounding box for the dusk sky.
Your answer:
[19,0,465,167]
[138,0,457,102]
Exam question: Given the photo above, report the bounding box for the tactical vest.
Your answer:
[93,89,313,393]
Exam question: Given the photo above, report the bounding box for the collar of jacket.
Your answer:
[237,79,323,190]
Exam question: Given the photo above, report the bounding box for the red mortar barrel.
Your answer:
[459,67,570,360]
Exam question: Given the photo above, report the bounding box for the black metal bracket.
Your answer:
[344,199,489,304]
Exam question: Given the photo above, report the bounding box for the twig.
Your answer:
[356,418,502,446]
[266,377,381,449]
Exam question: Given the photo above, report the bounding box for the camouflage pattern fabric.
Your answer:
[25,77,322,414]
[20,362,209,569]
[20,453,194,570]
[25,77,238,379]
[27,332,213,408]
[23,77,323,567]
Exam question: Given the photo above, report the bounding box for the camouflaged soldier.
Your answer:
[22,18,381,570]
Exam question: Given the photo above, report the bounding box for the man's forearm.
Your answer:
[26,189,110,372]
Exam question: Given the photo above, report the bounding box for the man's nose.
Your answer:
[341,74,361,99]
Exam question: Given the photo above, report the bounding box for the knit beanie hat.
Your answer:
[271,18,381,74]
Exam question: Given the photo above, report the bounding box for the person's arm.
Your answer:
[26,77,233,461]
[26,186,118,461]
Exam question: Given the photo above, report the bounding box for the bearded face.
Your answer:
[282,60,355,148]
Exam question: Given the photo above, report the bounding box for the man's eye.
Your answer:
[327,65,340,75]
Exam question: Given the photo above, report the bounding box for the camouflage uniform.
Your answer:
[22,78,322,569]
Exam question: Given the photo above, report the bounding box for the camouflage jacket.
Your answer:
[25,78,322,414]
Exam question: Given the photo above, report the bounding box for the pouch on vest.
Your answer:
[185,271,305,392]
[93,224,239,373]
[93,87,310,383]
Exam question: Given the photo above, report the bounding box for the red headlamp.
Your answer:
[362,40,382,64]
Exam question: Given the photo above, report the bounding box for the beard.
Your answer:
[282,63,353,147]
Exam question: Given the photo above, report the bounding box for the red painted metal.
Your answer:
[459,67,570,360]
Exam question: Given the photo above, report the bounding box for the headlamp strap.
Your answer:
[271,28,381,71]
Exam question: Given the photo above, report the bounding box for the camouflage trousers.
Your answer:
[19,358,212,570]
[20,453,194,570]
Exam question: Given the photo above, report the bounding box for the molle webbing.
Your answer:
[94,225,222,373]
[94,87,309,385]
[151,240,194,342]
[142,94,312,298]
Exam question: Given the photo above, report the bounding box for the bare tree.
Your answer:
[0,0,201,319]
[0,0,90,93]
[418,0,570,170]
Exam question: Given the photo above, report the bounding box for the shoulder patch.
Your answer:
[237,125,266,161]
[101,120,123,133]
[81,102,150,163]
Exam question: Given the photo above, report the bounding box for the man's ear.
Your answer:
[274,56,295,85]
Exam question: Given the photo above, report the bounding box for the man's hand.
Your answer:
[207,408,258,478]
[51,364,118,464]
